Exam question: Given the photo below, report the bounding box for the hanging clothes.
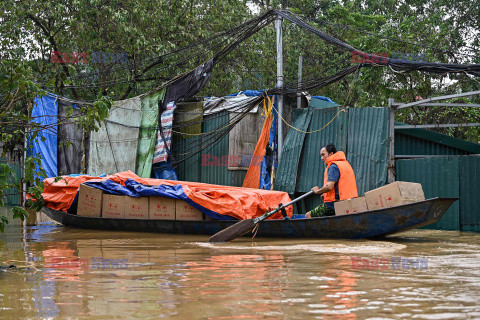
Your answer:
[153,101,175,164]
[57,100,86,175]
[28,95,58,180]
[136,88,166,178]
[88,97,142,176]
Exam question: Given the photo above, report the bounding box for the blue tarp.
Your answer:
[227,90,265,97]
[311,95,335,103]
[84,179,234,220]
[28,95,58,180]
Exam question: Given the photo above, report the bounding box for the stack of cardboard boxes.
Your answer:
[334,181,425,216]
[77,181,425,219]
[77,184,204,220]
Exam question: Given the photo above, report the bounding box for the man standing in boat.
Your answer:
[305,144,358,218]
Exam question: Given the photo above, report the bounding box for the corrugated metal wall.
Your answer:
[296,107,348,193]
[395,133,470,156]
[274,108,312,194]
[0,158,22,206]
[200,111,232,185]
[173,110,246,187]
[174,135,201,182]
[274,107,390,213]
[396,156,460,230]
[459,155,480,227]
[347,108,389,196]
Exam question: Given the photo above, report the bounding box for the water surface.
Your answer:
[1,217,480,319]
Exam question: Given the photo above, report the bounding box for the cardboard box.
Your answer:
[149,196,176,220]
[77,184,103,217]
[365,181,425,211]
[102,194,125,219]
[124,196,149,219]
[334,197,368,215]
[175,200,204,221]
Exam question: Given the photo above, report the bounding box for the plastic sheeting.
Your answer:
[29,95,58,179]
[162,59,213,107]
[136,88,165,178]
[42,170,293,220]
[57,100,85,175]
[88,97,142,176]
[203,95,260,115]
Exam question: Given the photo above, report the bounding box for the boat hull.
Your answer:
[42,198,457,239]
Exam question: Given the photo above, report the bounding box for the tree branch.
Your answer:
[26,13,80,100]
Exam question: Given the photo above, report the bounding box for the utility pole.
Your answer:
[275,16,284,159]
[297,55,303,108]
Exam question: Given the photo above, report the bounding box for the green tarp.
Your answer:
[136,88,166,178]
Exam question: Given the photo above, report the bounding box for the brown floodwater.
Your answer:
[1,215,480,319]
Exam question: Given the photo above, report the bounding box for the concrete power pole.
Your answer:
[275,16,284,160]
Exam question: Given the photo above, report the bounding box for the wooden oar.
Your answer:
[209,191,315,243]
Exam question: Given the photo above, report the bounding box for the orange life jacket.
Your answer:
[323,151,358,202]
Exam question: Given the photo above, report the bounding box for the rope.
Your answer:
[272,103,346,134]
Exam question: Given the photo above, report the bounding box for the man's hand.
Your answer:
[311,186,321,194]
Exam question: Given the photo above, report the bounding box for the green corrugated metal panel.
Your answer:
[173,135,201,182]
[302,194,324,214]
[395,121,480,155]
[274,108,312,193]
[459,155,480,225]
[395,132,470,156]
[461,224,480,233]
[347,108,389,196]
[310,97,340,109]
[296,107,348,192]
[396,157,460,230]
[231,170,247,187]
[0,159,22,206]
[200,111,232,186]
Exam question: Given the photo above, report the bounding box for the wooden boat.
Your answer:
[42,197,457,239]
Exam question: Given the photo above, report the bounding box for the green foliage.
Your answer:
[1,0,480,231]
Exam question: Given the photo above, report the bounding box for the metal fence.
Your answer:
[397,155,480,231]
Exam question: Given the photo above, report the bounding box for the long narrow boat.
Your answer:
[42,197,457,239]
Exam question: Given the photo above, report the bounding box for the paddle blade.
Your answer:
[209,219,256,243]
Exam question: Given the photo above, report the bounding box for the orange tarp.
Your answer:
[42,171,292,220]
[242,97,273,189]
[242,113,272,189]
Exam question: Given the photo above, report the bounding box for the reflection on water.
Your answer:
[1,221,480,319]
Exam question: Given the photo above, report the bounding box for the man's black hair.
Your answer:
[324,144,337,154]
